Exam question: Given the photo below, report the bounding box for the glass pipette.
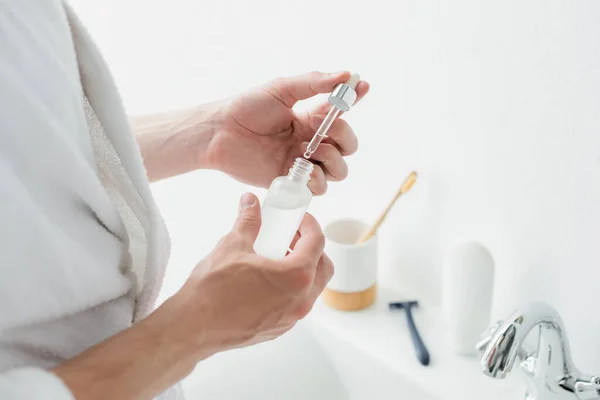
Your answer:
[303,106,341,158]
[303,72,360,159]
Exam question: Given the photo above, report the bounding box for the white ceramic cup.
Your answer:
[323,219,378,293]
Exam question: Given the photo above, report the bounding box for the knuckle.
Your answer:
[303,212,318,225]
[288,265,313,292]
[315,232,326,252]
[219,232,246,251]
[271,76,286,88]
[302,253,318,268]
[241,213,259,229]
[309,165,320,179]
[293,301,314,320]
[307,70,322,79]
[297,267,314,289]
[282,322,297,334]
[216,234,233,249]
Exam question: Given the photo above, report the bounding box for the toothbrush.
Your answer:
[355,171,417,244]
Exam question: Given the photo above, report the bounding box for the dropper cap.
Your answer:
[328,72,360,112]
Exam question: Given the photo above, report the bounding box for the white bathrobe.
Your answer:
[0,1,181,398]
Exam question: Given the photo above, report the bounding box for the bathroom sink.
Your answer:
[181,319,439,400]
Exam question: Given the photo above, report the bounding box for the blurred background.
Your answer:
[68,0,600,371]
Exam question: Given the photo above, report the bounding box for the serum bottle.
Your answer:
[253,158,314,259]
[253,72,360,259]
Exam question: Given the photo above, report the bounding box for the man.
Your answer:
[0,1,369,399]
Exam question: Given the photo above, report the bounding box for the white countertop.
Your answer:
[307,286,525,400]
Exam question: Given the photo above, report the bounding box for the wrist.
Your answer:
[51,295,204,400]
[155,284,217,362]
[133,101,224,181]
[186,101,225,171]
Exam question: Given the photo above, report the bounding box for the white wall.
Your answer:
[69,0,600,371]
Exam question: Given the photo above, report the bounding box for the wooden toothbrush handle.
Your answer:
[355,194,399,244]
[355,172,417,244]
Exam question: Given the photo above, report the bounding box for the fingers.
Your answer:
[293,253,335,320]
[232,193,261,247]
[354,80,370,105]
[267,71,352,108]
[285,231,301,256]
[308,116,358,157]
[274,213,332,321]
[319,117,359,156]
[306,164,327,196]
[312,253,334,296]
[289,231,301,250]
[302,142,348,181]
[283,213,325,267]
[300,80,367,162]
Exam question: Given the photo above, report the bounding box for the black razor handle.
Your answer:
[404,308,430,366]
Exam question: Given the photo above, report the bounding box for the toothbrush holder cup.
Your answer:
[321,219,378,311]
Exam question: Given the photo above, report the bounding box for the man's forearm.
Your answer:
[132,103,222,182]
[52,295,201,400]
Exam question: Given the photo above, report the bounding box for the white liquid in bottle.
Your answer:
[254,158,314,259]
[254,204,307,259]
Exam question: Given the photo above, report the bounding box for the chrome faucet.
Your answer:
[476,302,600,400]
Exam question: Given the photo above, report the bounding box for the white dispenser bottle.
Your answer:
[254,158,314,259]
[442,241,495,356]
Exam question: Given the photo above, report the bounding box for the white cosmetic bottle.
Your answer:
[442,241,495,356]
[254,158,314,259]
[254,72,361,260]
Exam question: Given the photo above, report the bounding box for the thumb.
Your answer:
[233,193,262,244]
[269,71,351,108]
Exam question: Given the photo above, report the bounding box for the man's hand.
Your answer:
[175,192,333,354]
[133,71,369,188]
[53,193,333,400]
[207,71,370,195]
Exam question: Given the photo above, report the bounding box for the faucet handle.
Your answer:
[476,320,504,354]
[575,376,600,400]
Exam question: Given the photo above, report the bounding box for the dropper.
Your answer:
[304,73,361,159]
